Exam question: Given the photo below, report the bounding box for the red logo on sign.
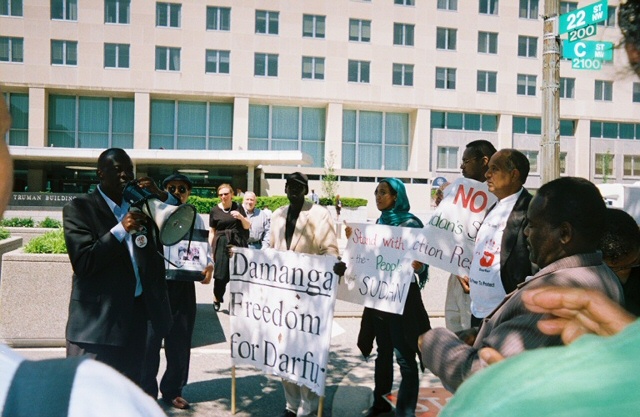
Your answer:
[479,251,494,267]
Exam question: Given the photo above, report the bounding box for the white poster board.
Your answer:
[337,223,417,314]
[228,248,338,396]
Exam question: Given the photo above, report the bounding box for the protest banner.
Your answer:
[337,222,417,314]
[228,248,338,396]
[406,178,496,277]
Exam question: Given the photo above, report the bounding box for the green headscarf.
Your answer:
[377,178,423,227]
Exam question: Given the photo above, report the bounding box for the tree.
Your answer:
[603,149,613,184]
[322,151,338,199]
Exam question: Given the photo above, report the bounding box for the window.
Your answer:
[595,153,614,177]
[517,74,536,96]
[302,56,324,80]
[156,2,181,28]
[436,28,457,50]
[0,0,23,16]
[254,53,278,77]
[51,40,77,66]
[393,64,413,86]
[303,14,325,38]
[0,37,23,63]
[478,31,498,54]
[3,92,28,146]
[633,83,640,103]
[105,0,130,24]
[560,152,567,174]
[256,10,278,35]
[51,0,77,20]
[394,0,415,5]
[477,70,497,92]
[205,50,230,74]
[437,147,459,170]
[206,7,230,31]
[151,100,233,150]
[560,2,577,14]
[348,60,370,83]
[249,105,326,167]
[513,117,541,134]
[393,23,414,46]
[560,119,576,136]
[436,67,456,90]
[522,150,538,173]
[479,0,498,15]
[343,110,410,170]
[48,95,134,148]
[349,19,371,42]
[518,36,537,58]
[104,43,129,68]
[431,111,498,132]
[591,121,640,139]
[595,80,613,101]
[155,46,180,71]
[624,155,640,177]
[437,0,457,11]
[519,0,538,19]
[560,77,575,99]
[597,6,617,27]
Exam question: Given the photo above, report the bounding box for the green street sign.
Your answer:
[559,0,608,35]
[562,40,614,61]
[571,58,603,70]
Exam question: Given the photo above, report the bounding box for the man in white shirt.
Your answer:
[468,149,534,327]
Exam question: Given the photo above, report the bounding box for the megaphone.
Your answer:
[123,181,197,246]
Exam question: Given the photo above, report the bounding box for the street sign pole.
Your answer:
[541,0,561,184]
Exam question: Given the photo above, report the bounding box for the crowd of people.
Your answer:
[1,2,640,416]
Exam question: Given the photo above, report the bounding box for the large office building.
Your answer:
[1,0,637,215]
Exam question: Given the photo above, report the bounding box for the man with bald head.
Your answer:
[243,191,271,249]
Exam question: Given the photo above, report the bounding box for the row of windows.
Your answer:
[431,112,577,136]
[3,38,634,101]
[437,146,566,174]
[594,154,640,177]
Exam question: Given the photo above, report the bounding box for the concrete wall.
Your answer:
[0,237,23,280]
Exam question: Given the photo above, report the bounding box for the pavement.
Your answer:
[12,234,451,417]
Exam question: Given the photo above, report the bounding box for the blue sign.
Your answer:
[432,177,448,188]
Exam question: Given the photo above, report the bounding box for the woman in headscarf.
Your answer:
[346,178,431,417]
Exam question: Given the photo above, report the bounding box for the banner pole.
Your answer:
[318,396,324,417]
[231,365,236,414]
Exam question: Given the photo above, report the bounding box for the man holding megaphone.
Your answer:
[63,148,174,389]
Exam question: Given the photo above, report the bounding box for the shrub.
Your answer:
[187,195,303,214]
[24,229,67,254]
[0,217,35,227]
[318,197,367,208]
[0,227,9,240]
[37,217,63,228]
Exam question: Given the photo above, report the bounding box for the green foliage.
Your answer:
[0,217,35,227]
[24,229,67,254]
[37,217,63,228]
[318,197,367,208]
[186,195,292,214]
[321,151,338,199]
[0,227,9,240]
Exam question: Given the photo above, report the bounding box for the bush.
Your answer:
[0,217,35,227]
[37,217,63,228]
[24,229,67,254]
[187,195,304,214]
[318,197,368,208]
[0,227,9,240]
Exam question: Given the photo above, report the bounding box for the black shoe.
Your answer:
[363,405,392,417]
[213,301,221,311]
[279,409,296,417]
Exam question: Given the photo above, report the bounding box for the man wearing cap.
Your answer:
[140,174,213,409]
[270,172,340,417]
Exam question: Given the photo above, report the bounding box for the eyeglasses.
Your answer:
[168,185,188,194]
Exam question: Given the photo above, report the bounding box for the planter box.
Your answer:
[0,248,71,347]
[0,237,22,280]
[5,227,56,245]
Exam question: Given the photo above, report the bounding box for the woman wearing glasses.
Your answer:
[209,184,250,311]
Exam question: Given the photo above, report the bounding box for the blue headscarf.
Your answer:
[377,178,423,227]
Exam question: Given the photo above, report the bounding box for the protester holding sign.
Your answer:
[141,174,213,409]
[270,172,340,417]
[346,178,430,417]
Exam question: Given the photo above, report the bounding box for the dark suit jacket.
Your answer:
[498,188,534,294]
[63,190,172,347]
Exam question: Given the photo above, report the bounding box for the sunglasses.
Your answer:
[168,185,188,194]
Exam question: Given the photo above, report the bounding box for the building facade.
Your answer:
[1,0,638,216]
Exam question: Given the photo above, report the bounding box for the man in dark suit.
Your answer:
[63,148,172,387]
[468,148,533,327]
